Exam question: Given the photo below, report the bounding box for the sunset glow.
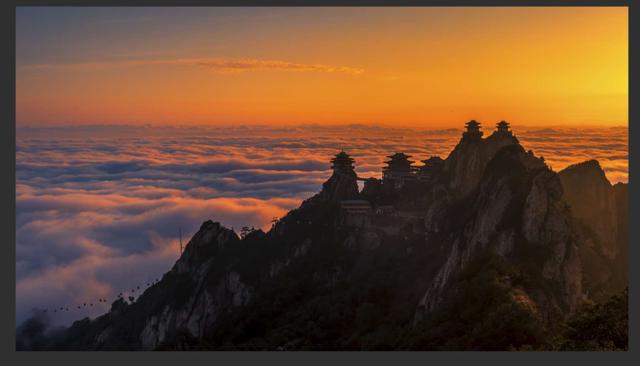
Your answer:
[17,7,627,127]
[15,7,628,329]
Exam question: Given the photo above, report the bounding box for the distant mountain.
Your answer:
[18,121,627,351]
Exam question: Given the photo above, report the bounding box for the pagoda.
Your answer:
[331,151,356,175]
[383,152,416,188]
[495,120,512,135]
[462,120,483,139]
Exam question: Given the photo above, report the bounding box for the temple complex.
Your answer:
[328,120,519,204]
[328,119,524,228]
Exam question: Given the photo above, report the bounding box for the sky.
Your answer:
[15,7,628,327]
[16,7,628,127]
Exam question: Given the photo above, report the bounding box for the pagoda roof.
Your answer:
[331,151,354,161]
[386,152,413,160]
[385,159,415,166]
[465,120,481,127]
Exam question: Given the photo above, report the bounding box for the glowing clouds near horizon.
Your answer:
[15,124,627,326]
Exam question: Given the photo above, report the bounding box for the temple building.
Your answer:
[417,156,444,181]
[361,177,382,198]
[331,151,356,175]
[383,152,416,188]
[317,150,359,202]
[339,200,373,215]
[462,120,483,140]
[495,120,513,135]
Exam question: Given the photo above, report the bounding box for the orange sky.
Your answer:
[16,7,628,127]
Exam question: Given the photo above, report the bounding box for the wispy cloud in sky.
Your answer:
[20,57,365,75]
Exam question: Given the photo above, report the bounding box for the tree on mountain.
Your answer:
[556,287,628,351]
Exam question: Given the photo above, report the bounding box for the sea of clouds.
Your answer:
[15,123,627,326]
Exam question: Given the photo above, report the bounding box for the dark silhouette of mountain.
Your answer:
[17,121,627,351]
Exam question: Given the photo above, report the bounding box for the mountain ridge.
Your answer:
[17,121,628,351]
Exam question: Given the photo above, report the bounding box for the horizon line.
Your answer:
[16,121,629,130]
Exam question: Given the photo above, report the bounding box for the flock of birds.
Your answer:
[33,277,162,316]
[33,222,289,318]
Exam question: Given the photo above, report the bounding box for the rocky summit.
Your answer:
[18,121,628,351]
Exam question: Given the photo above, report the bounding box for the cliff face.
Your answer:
[417,144,582,324]
[614,183,628,261]
[558,160,618,259]
[37,129,626,351]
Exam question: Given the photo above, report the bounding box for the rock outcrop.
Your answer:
[444,127,519,197]
[316,170,359,202]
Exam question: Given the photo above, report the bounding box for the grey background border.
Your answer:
[0,0,636,364]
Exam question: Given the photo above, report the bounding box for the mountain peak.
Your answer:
[560,159,609,185]
[174,220,239,274]
[444,120,521,197]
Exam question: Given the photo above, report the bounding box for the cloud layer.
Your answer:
[15,124,627,326]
